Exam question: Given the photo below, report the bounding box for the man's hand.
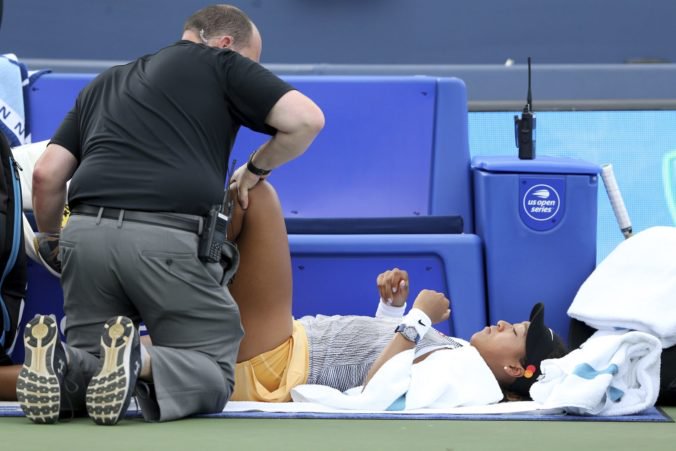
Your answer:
[376,268,409,307]
[412,289,451,325]
[34,232,61,278]
[230,163,266,210]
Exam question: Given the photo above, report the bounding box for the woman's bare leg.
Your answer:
[227,181,294,362]
[0,365,20,400]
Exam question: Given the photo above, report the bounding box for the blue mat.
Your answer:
[197,406,672,422]
[0,403,671,422]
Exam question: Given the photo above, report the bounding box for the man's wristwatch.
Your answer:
[394,324,420,344]
[246,151,271,176]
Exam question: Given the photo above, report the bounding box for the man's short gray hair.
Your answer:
[184,4,253,47]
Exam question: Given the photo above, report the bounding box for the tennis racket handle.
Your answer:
[600,164,632,238]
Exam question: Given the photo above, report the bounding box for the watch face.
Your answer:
[396,324,419,343]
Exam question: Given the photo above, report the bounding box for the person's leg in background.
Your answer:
[0,365,19,400]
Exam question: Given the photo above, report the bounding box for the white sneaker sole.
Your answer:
[16,315,63,424]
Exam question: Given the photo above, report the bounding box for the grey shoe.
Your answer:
[85,316,141,425]
[16,315,68,424]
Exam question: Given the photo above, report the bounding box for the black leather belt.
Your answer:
[71,205,203,234]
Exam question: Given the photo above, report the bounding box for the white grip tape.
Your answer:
[601,164,632,231]
[401,308,432,340]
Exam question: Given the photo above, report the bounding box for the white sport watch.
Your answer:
[394,323,420,344]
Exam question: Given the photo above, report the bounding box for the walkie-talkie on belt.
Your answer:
[197,159,237,263]
[514,57,536,160]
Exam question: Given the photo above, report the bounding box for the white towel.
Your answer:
[22,214,38,263]
[0,55,47,147]
[567,226,676,348]
[11,139,49,210]
[530,330,661,416]
[291,348,413,410]
[10,140,48,263]
[291,346,503,410]
[0,54,28,146]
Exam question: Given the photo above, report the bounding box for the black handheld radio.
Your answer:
[197,159,237,263]
[197,208,228,263]
[514,57,536,160]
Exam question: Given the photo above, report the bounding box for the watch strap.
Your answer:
[247,151,271,176]
[394,323,420,343]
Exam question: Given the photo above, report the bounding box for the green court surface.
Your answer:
[2,407,675,451]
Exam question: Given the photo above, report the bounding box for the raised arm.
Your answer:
[231,90,324,209]
[375,268,410,319]
[376,268,409,307]
[362,289,451,387]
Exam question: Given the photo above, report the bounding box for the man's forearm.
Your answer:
[31,143,78,233]
[33,186,67,233]
[250,126,320,171]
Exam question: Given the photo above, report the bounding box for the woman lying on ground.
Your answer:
[0,181,568,406]
[172,181,568,402]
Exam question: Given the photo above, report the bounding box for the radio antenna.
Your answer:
[514,56,536,160]
[526,57,533,111]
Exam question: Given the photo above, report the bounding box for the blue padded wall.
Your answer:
[30,74,474,230]
[28,73,97,142]
[20,73,485,350]
[229,76,438,219]
[288,234,486,339]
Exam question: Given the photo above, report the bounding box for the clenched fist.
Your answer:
[412,290,451,325]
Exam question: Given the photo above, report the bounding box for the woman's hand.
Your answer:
[412,289,451,324]
[376,268,409,307]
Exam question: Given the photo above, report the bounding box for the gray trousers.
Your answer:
[59,213,243,421]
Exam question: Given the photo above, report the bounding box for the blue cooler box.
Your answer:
[471,156,599,343]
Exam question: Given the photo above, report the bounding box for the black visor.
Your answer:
[508,303,566,398]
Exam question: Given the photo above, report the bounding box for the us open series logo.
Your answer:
[523,184,561,222]
[519,176,566,231]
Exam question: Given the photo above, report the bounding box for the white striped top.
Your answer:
[297,314,465,392]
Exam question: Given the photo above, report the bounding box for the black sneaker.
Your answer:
[16,315,68,424]
[85,316,141,425]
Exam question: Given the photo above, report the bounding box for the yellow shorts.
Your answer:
[231,321,309,402]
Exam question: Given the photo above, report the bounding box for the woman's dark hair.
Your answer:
[507,303,571,399]
[504,331,569,401]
